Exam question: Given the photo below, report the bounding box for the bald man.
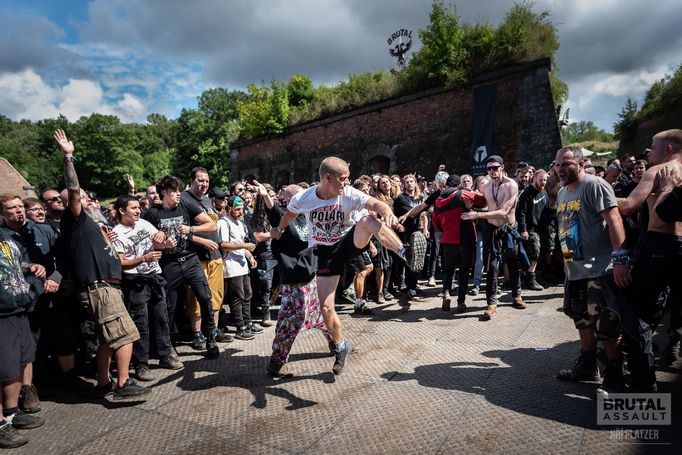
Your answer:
[270,157,415,375]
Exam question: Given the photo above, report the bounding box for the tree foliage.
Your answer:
[613,64,682,146]
[562,120,614,144]
[237,81,289,139]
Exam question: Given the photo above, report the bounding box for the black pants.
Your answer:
[251,261,275,312]
[227,274,253,330]
[484,223,521,304]
[162,254,215,337]
[442,243,475,304]
[122,274,172,365]
[632,232,682,327]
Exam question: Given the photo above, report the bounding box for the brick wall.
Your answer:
[618,105,682,155]
[231,59,561,185]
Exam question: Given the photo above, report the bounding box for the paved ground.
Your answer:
[13,283,681,454]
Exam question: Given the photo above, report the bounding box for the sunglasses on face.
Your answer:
[46,197,62,203]
[487,165,501,171]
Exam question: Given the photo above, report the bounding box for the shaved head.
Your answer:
[319,157,349,180]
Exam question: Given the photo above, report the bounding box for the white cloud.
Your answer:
[0,69,148,123]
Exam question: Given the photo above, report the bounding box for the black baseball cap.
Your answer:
[209,187,228,199]
[486,155,503,165]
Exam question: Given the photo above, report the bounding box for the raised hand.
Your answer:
[54,129,74,155]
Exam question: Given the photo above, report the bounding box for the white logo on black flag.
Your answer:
[469,84,497,176]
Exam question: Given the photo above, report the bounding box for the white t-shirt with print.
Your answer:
[113,219,163,275]
[217,215,249,278]
[287,185,370,247]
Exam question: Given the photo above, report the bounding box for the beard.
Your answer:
[86,207,109,224]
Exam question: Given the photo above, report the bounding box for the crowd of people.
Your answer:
[0,128,680,449]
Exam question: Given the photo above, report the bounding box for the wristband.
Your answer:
[189,226,195,234]
[63,155,76,162]
[611,249,631,267]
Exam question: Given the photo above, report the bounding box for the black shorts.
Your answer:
[316,226,367,277]
[348,251,372,274]
[0,313,35,382]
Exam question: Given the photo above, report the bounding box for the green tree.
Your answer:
[562,120,613,144]
[613,97,639,143]
[172,88,245,186]
[238,81,290,138]
[67,114,144,197]
[287,75,315,108]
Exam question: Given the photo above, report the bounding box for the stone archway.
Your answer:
[367,155,390,175]
[274,169,291,188]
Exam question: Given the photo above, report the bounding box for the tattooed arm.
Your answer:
[54,129,82,217]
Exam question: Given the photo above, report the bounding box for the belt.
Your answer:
[176,255,193,263]
[82,280,120,293]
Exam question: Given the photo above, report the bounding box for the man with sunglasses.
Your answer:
[462,155,526,320]
[39,189,66,232]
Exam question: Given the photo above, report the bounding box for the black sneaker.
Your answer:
[113,379,151,400]
[0,423,28,449]
[10,410,44,430]
[353,303,373,315]
[266,359,293,379]
[191,332,206,351]
[135,364,155,382]
[249,323,264,334]
[159,354,184,370]
[332,340,352,375]
[236,327,255,340]
[214,328,234,343]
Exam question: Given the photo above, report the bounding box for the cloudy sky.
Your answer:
[1,0,680,131]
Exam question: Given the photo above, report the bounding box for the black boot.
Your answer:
[557,350,600,382]
[597,358,626,396]
[525,272,543,291]
[205,330,220,359]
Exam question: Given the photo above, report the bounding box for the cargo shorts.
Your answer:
[80,284,139,350]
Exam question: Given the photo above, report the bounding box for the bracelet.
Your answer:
[189,226,195,234]
[63,155,77,162]
[611,249,631,266]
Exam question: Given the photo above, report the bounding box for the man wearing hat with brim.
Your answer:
[462,155,526,320]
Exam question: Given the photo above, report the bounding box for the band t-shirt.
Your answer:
[287,185,370,247]
[113,219,162,275]
[143,203,203,262]
[60,209,122,286]
[180,191,221,261]
[393,193,421,234]
[217,215,249,278]
[556,174,616,281]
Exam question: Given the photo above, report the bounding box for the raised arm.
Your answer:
[54,129,81,217]
[617,167,657,216]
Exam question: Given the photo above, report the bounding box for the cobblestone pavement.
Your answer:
[14,283,681,454]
